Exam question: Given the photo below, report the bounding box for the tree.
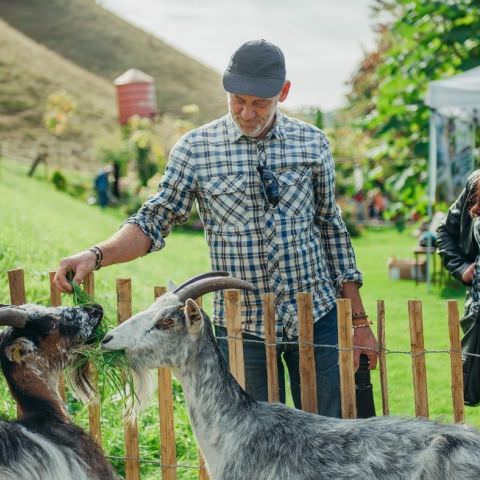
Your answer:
[342,0,480,215]
[43,90,76,136]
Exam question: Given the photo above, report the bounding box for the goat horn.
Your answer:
[0,308,29,329]
[173,271,230,294]
[176,276,255,303]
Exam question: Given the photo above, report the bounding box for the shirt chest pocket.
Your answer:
[277,169,314,217]
[202,174,252,227]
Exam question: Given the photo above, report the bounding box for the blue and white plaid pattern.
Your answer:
[127,113,362,338]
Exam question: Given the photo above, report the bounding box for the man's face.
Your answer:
[228,93,279,138]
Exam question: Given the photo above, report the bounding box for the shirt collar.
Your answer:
[226,112,287,143]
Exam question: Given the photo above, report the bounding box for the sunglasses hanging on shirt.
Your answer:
[257,165,280,208]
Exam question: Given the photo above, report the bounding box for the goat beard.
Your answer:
[65,356,96,404]
[125,365,156,421]
[64,353,155,422]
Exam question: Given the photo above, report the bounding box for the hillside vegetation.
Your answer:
[0,19,119,169]
[1,161,479,428]
[0,0,226,124]
[1,161,480,477]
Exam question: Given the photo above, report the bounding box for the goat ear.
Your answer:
[167,280,177,292]
[184,299,203,335]
[4,338,36,364]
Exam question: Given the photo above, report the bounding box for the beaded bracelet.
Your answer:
[352,319,373,329]
[352,322,373,329]
[88,246,104,271]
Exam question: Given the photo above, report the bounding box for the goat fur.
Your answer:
[0,304,117,480]
[103,292,480,480]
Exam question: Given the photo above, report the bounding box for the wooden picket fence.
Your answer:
[3,268,466,479]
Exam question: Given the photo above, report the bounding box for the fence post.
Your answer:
[8,268,26,306]
[377,300,389,415]
[447,300,464,424]
[8,268,26,418]
[49,271,66,401]
[49,271,62,306]
[408,300,429,418]
[117,279,141,480]
[154,286,177,480]
[264,293,279,403]
[83,272,102,446]
[297,292,317,413]
[225,289,246,388]
[336,298,357,419]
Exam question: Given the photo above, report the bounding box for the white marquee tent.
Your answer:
[425,66,480,207]
[426,66,480,113]
[424,66,480,287]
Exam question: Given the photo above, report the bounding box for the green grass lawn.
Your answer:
[1,161,480,478]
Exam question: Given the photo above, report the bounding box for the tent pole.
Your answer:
[426,111,437,292]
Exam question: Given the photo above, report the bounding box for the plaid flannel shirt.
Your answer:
[127,112,362,338]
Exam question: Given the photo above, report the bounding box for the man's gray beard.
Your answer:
[229,105,278,138]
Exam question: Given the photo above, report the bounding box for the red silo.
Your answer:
[114,68,157,125]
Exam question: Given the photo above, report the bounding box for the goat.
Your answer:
[102,272,480,480]
[0,303,117,480]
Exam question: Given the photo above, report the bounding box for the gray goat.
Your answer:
[0,303,117,480]
[102,272,480,480]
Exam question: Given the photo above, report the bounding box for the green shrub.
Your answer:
[67,182,88,200]
[51,170,67,191]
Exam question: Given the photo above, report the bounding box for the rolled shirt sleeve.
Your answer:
[126,135,197,252]
[313,135,363,289]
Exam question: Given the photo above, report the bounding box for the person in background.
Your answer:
[437,170,480,405]
[437,171,480,293]
[54,39,377,417]
[94,166,112,208]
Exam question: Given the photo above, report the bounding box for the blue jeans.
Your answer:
[215,306,341,418]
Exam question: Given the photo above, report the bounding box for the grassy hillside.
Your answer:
[0,19,118,170]
[1,162,480,476]
[0,161,210,479]
[0,0,226,124]
[2,160,480,426]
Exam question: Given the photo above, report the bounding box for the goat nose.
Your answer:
[90,303,104,316]
[102,335,113,345]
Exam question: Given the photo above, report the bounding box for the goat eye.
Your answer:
[32,315,58,334]
[154,318,175,330]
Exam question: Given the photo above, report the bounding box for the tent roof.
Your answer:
[425,66,480,113]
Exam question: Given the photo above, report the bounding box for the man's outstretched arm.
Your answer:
[54,223,152,293]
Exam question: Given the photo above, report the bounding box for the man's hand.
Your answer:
[53,224,152,294]
[352,325,378,371]
[54,250,97,293]
[462,263,475,285]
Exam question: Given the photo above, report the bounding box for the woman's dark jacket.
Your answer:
[436,170,480,282]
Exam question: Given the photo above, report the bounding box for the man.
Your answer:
[54,39,377,417]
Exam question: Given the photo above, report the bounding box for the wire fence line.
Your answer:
[215,334,480,358]
[107,455,203,470]
[1,140,96,169]
[3,269,473,480]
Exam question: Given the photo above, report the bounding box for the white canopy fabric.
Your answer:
[426,66,480,115]
[425,67,480,289]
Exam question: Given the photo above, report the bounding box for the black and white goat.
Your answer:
[102,272,480,480]
[0,303,117,480]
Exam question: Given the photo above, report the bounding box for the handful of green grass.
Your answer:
[68,279,135,407]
